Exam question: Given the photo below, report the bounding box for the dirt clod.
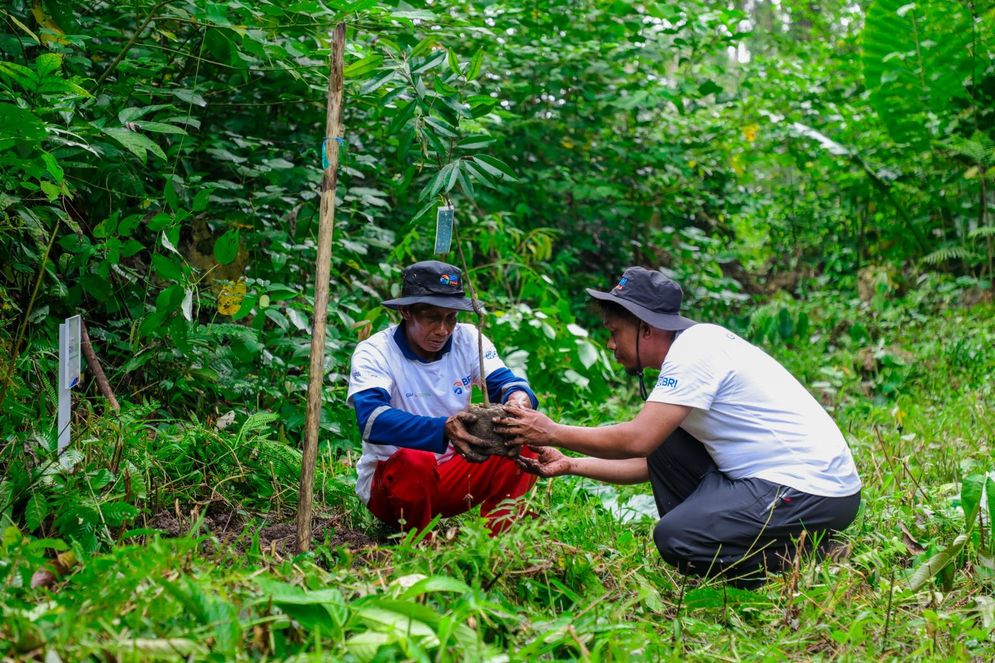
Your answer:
[464,404,518,458]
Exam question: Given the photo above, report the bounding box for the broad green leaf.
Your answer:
[961,473,985,531]
[152,254,183,281]
[101,127,165,163]
[40,152,63,182]
[471,154,518,182]
[428,163,455,198]
[411,51,446,75]
[132,121,186,135]
[907,533,968,591]
[118,104,176,123]
[344,54,383,78]
[0,103,46,149]
[447,49,461,76]
[399,575,471,599]
[162,227,181,255]
[213,229,240,265]
[578,340,598,369]
[25,493,48,531]
[287,308,308,331]
[172,88,207,107]
[564,369,590,389]
[35,52,63,77]
[445,160,461,192]
[264,308,288,330]
[40,180,61,201]
[192,188,213,212]
[410,37,436,58]
[359,70,396,95]
[0,61,37,91]
[355,607,438,644]
[424,115,458,138]
[462,158,496,187]
[457,134,495,150]
[346,631,394,662]
[466,48,483,81]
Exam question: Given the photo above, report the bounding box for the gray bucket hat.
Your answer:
[586,267,697,331]
[382,260,476,311]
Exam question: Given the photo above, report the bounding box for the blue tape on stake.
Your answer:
[321,137,346,169]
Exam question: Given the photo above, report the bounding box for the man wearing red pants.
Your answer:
[347,260,538,534]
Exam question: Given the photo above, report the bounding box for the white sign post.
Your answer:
[58,315,81,453]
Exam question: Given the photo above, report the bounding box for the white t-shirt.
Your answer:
[346,323,510,503]
[647,324,861,497]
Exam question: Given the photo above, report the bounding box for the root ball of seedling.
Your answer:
[463,405,518,458]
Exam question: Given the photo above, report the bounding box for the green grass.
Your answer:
[2,299,994,661]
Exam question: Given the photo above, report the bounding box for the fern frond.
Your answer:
[968,225,995,239]
[922,246,972,264]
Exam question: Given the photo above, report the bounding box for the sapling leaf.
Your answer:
[445,160,461,192]
[472,154,518,182]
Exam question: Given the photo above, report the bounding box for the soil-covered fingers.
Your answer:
[495,405,556,446]
[446,415,490,462]
[516,446,571,477]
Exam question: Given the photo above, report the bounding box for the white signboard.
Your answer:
[58,315,81,453]
[62,315,81,389]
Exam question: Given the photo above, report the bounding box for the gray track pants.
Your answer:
[647,428,861,583]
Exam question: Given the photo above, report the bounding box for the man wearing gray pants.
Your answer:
[495,267,861,584]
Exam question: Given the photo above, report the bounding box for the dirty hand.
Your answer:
[504,390,534,410]
[445,414,489,463]
[495,404,558,447]
[516,446,573,478]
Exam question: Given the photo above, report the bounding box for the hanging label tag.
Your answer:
[62,315,81,389]
[434,205,454,255]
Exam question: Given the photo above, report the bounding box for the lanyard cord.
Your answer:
[634,322,649,400]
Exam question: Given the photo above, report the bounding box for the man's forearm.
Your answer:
[549,402,691,459]
[568,457,649,484]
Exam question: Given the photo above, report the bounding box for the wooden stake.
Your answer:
[297,23,345,554]
[81,322,120,411]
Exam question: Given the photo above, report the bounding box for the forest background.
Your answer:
[1,0,994,660]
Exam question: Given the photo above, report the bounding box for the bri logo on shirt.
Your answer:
[452,374,472,395]
[656,376,678,389]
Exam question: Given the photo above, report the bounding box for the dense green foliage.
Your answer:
[1,0,994,660]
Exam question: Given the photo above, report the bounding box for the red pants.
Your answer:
[367,447,538,534]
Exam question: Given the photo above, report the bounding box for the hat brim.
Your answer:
[382,295,476,312]
[586,288,697,331]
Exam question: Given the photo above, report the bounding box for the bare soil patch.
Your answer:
[145,500,375,559]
